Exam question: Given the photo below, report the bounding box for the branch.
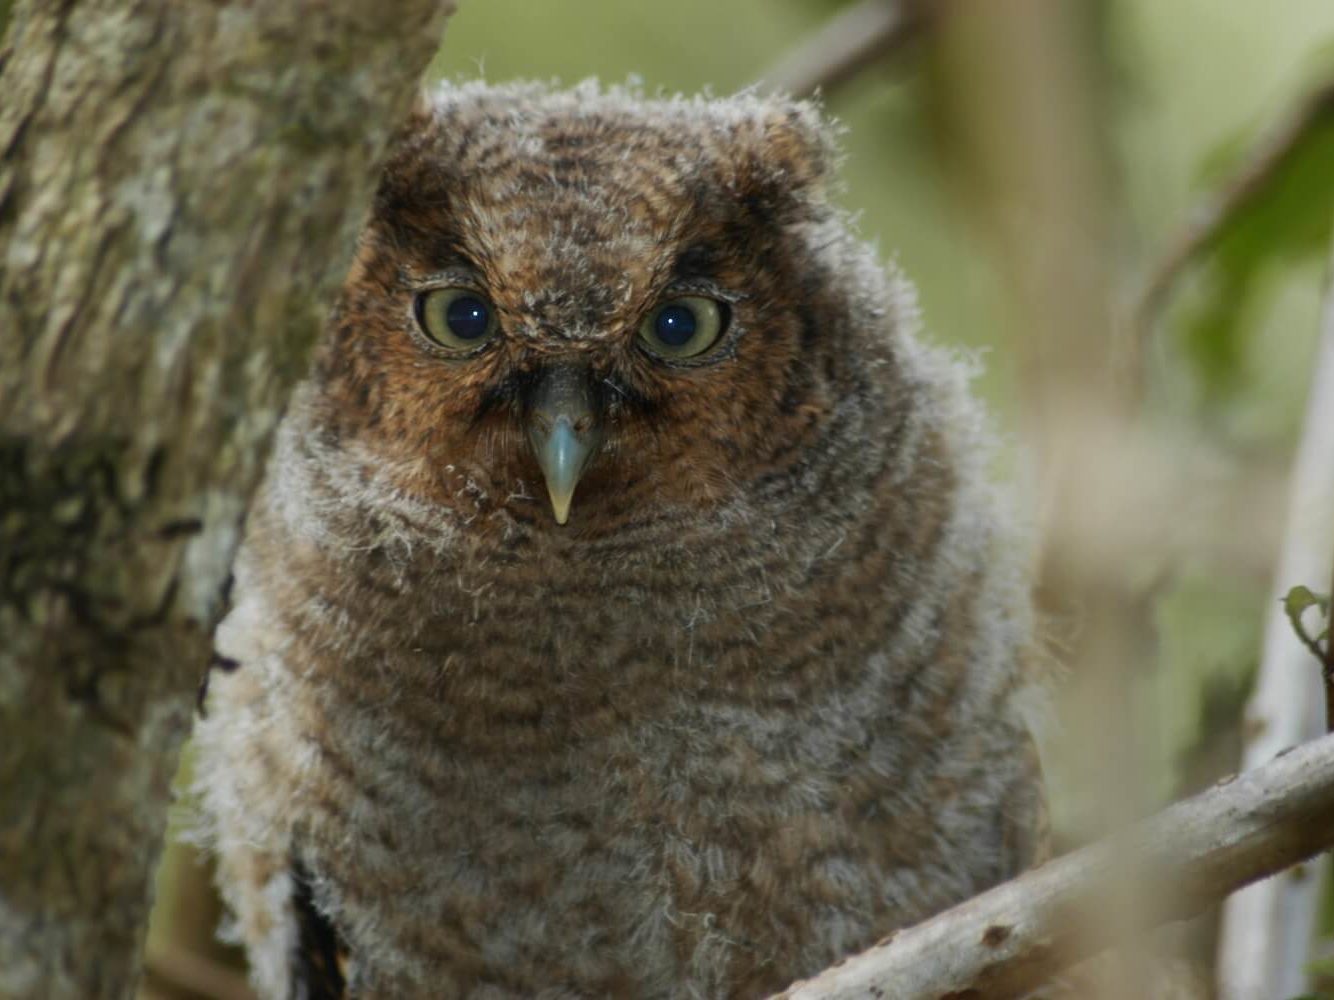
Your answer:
[757,0,929,100]
[1325,549,1334,731]
[773,732,1334,1000]
[1327,555,1334,729]
[1214,222,1334,1000]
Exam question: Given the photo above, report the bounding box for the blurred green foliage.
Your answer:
[1179,100,1334,404]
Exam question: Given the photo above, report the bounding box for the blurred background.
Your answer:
[141,1,1334,996]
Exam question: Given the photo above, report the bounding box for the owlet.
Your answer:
[194,80,1046,999]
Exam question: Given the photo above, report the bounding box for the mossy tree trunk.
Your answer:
[0,2,454,996]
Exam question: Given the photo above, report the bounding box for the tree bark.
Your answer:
[774,731,1334,1000]
[0,2,454,996]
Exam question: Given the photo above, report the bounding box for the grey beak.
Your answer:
[525,367,604,525]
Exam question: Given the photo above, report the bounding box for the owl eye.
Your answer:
[638,296,727,360]
[415,287,498,351]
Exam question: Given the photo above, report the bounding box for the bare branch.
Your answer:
[1215,224,1334,1000]
[773,732,1334,1000]
[757,0,929,101]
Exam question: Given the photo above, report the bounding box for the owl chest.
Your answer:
[303,610,912,996]
[316,693,902,998]
[293,536,926,993]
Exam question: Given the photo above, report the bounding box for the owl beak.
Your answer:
[525,368,604,525]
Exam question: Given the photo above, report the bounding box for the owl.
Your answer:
[194,80,1046,999]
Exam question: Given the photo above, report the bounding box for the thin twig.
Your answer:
[1127,78,1334,373]
[1215,221,1334,1000]
[1325,549,1334,734]
[1325,647,1334,735]
[771,731,1334,1000]
[757,0,930,100]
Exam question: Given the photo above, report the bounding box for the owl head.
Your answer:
[308,81,894,536]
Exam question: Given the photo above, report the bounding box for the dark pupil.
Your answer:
[654,304,697,347]
[445,295,490,340]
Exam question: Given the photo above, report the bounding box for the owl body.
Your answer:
[195,82,1044,998]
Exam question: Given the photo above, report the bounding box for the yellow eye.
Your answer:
[638,296,727,360]
[415,287,498,351]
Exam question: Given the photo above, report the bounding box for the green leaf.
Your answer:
[1176,86,1334,400]
[1285,584,1326,618]
[1284,584,1331,660]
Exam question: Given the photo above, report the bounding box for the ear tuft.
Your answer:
[724,100,838,224]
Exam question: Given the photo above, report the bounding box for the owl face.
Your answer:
[310,83,862,536]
